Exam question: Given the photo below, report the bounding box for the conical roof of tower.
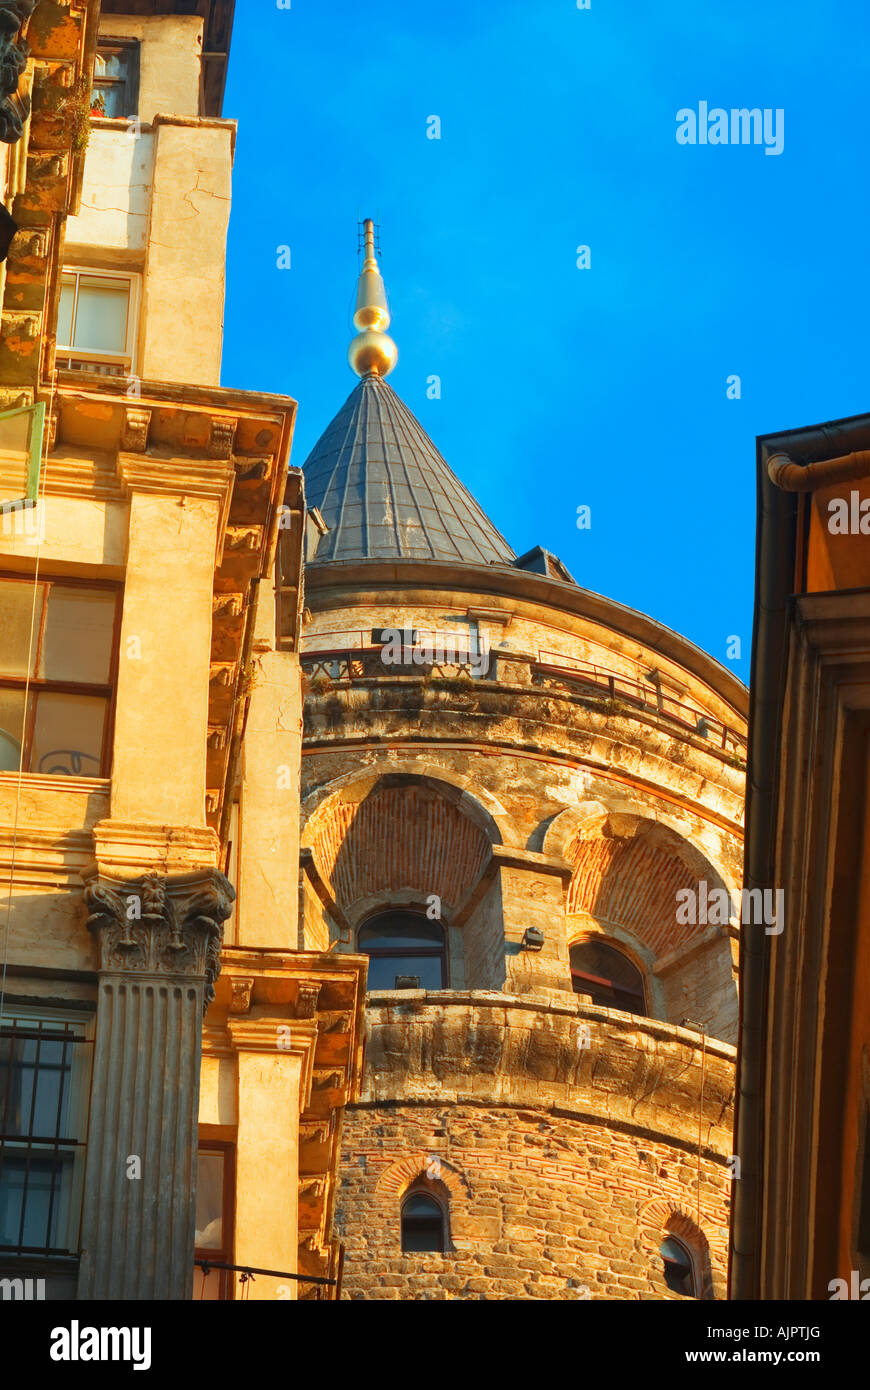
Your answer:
[302,373,516,565]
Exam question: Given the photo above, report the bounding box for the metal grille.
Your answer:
[0,1020,86,1256]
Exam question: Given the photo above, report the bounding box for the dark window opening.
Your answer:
[661,1236,695,1296]
[570,938,646,1015]
[401,1191,447,1253]
[91,38,140,120]
[0,1018,87,1257]
[358,911,446,991]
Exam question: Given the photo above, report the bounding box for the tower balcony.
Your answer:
[300,643,746,774]
[358,990,735,1158]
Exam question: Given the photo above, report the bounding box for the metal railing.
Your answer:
[534,650,746,755]
[299,644,746,758]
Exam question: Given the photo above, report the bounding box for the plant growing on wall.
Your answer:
[57,77,96,153]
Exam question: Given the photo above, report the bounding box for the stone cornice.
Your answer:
[116,452,235,503]
[115,452,235,566]
[0,770,109,796]
[794,588,870,655]
[151,111,238,158]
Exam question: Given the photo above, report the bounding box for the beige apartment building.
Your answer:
[0,0,365,1302]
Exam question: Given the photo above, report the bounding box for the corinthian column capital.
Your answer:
[83,868,235,1011]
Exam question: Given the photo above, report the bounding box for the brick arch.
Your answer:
[564,815,731,956]
[301,762,512,844]
[639,1197,705,1235]
[303,777,492,918]
[639,1198,718,1299]
[376,1153,470,1199]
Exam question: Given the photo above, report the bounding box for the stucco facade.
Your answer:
[0,1,364,1303]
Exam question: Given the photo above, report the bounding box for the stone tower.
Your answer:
[283,224,747,1300]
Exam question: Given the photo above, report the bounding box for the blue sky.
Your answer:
[221,0,870,687]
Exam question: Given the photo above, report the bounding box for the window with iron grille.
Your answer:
[0,1012,91,1257]
[0,574,121,777]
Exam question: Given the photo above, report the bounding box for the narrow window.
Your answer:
[57,268,139,376]
[570,938,646,1015]
[0,1012,89,1257]
[0,576,120,777]
[91,38,140,119]
[358,911,446,991]
[401,1191,447,1253]
[194,1143,234,1300]
[661,1236,695,1296]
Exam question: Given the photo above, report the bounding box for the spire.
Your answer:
[347,218,398,379]
[303,220,515,567]
[302,376,516,565]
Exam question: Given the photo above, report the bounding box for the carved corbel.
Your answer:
[210,416,238,459]
[295,983,322,1019]
[121,407,151,453]
[229,977,254,1015]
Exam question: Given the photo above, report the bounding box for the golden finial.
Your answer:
[348,218,398,378]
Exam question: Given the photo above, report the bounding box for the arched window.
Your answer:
[401,1189,447,1253]
[661,1236,695,1295]
[569,938,646,1014]
[358,911,446,991]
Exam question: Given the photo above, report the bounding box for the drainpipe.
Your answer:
[730,445,797,1300]
[768,449,870,490]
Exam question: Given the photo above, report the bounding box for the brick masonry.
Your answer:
[336,1103,731,1301]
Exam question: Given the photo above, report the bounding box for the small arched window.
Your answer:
[661,1236,695,1296]
[358,911,446,991]
[569,938,646,1015]
[401,1190,447,1253]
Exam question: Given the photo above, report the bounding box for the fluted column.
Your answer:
[77,869,233,1300]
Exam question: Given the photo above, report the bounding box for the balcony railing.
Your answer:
[533,651,746,756]
[301,640,746,761]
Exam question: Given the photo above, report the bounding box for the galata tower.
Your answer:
[283,222,746,1301]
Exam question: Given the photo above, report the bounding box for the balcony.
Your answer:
[300,637,746,768]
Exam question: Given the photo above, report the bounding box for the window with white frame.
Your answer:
[0,1008,91,1257]
[57,268,139,376]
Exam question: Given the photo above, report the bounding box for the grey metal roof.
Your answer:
[301,375,516,565]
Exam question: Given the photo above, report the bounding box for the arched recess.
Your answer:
[301,773,505,985]
[303,775,493,916]
[551,808,739,1040]
[301,761,513,845]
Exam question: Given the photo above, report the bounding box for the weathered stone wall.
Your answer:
[659,933,740,1044]
[336,1103,730,1301]
[463,877,505,990]
[334,995,733,1300]
[301,571,746,1299]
